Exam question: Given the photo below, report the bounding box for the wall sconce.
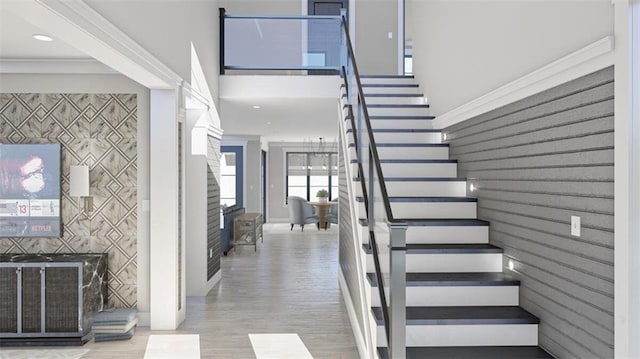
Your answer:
[70,165,93,217]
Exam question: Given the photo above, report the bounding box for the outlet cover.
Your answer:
[571,216,581,237]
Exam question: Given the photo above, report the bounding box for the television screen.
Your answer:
[0,144,61,237]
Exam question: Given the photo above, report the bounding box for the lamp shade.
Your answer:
[69,165,90,197]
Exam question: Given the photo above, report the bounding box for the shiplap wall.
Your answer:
[445,66,614,358]
[338,133,366,340]
[207,136,222,279]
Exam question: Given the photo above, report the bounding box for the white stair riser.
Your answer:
[361,77,417,85]
[365,252,503,273]
[376,324,539,347]
[358,202,476,219]
[370,119,434,130]
[378,146,449,160]
[368,284,520,307]
[363,86,420,94]
[406,226,490,244]
[365,96,425,105]
[357,222,490,244]
[388,181,467,197]
[381,163,457,177]
[368,107,429,117]
[353,181,467,197]
[393,202,477,219]
[350,146,448,160]
[351,147,449,160]
[374,132,441,143]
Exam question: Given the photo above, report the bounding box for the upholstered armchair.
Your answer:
[325,199,338,228]
[287,196,320,231]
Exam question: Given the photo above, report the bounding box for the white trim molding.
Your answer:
[0,58,118,74]
[614,1,639,358]
[3,0,181,88]
[434,36,615,129]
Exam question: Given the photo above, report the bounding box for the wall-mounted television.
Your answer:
[0,144,61,237]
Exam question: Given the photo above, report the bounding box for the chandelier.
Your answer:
[303,137,336,154]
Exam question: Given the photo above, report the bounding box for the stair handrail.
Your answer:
[340,14,407,359]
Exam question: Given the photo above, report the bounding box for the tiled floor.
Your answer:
[2,223,358,359]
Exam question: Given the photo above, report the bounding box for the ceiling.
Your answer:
[0,4,90,59]
[0,3,340,143]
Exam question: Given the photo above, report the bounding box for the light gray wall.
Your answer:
[86,0,220,105]
[268,144,288,221]
[355,0,398,75]
[219,0,301,15]
[406,0,613,115]
[445,67,614,359]
[244,139,263,214]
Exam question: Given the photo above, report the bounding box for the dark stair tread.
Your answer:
[368,104,430,108]
[366,272,520,287]
[344,114,435,120]
[371,306,540,325]
[362,243,503,254]
[353,176,465,182]
[364,93,424,97]
[377,346,553,359]
[370,115,435,120]
[361,75,415,78]
[346,128,441,133]
[355,196,476,203]
[362,84,419,88]
[358,218,489,227]
[348,143,448,148]
[350,159,455,164]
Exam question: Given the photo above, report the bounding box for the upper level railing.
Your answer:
[220,9,407,358]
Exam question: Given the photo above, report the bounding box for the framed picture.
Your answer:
[0,143,61,237]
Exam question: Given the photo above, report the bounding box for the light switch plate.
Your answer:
[571,216,581,237]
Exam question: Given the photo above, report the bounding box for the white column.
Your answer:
[150,89,181,329]
[613,0,636,357]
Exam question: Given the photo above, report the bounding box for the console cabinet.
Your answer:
[233,213,263,252]
[0,254,108,346]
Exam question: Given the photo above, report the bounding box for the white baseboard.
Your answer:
[137,311,150,327]
[434,36,615,129]
[267,217,290,223]
[339,267,369,359]
[206,269,222,294]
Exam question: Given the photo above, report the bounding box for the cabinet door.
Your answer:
[0,267,18,333]
[45,267,79,333]
[22,267,42,333]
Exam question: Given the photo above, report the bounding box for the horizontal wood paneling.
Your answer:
[207,136,221,280]
[446,66,614,358]
[338,134,366,340]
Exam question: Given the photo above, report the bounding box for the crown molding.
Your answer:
[434,36,615,129]
[3,0,180,88]
[0,58,117,74]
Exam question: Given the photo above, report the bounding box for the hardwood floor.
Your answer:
[76,223,358,359]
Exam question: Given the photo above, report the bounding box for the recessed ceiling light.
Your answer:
[252,105,261,109]
[266,121,272,125]
[33,34,53,42]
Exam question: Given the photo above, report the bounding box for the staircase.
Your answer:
[341,75,553,358]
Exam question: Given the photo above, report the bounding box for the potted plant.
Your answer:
[316,189,329,202]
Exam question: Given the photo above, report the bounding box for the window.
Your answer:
[221,146,243,207]
[286,152,337,202]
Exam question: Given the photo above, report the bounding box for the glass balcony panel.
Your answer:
[224,17,342,70]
